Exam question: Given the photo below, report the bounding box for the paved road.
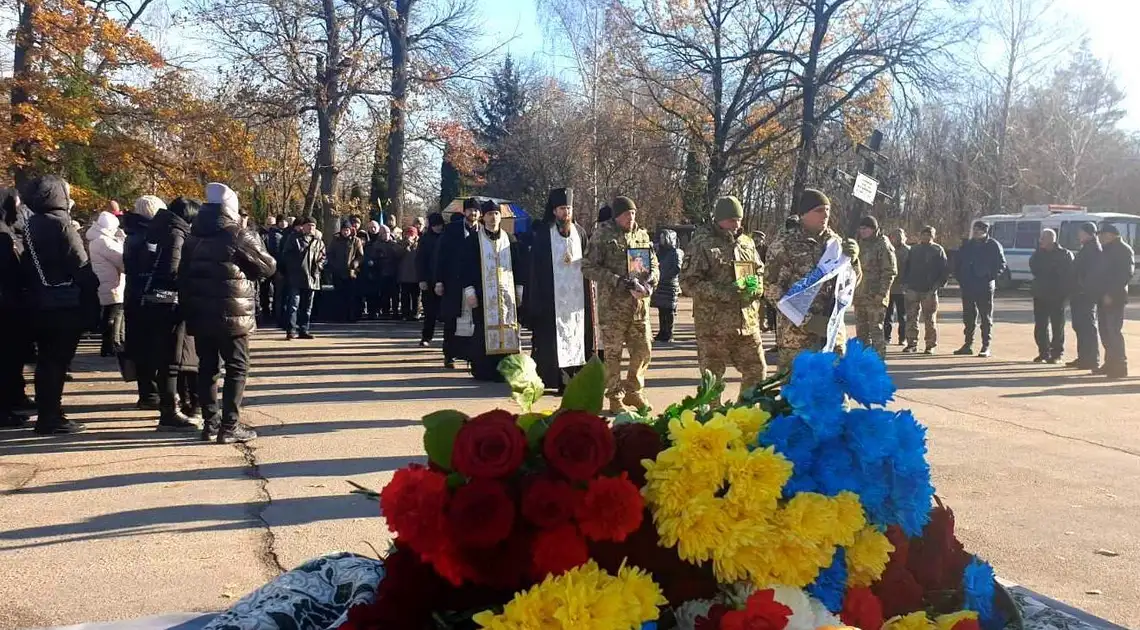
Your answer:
[1,296,1138,629]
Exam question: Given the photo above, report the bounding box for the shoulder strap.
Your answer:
[24,223,72,288]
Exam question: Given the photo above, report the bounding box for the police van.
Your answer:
[973,205,1140,288]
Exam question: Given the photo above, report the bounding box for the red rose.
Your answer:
[543,411,616,481]
[720,589,793,630]
[452,410,527,479]
[841,587,885,630]
[873,568,925,618]
[462,528,533,590]
[575,473,643,542]
[531,523,589,579]
[341,544,446,630]
[380,465,450,555]
[447,479,516,548]
[610,423,664,485]
[521,476,579,528]
[695,604,729,630]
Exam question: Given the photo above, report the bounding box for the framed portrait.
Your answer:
[734,260,757,280]
[627,247,652,280]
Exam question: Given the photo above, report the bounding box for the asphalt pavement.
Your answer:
[0,295,1137,629]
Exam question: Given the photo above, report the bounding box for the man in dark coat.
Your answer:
[326,221,364,321]
[417,212,446,346]
[281,216,326,340]
[525,187,596,391]
[21,176,99,434]
[953,221,1007,358]
[179,183,276,443]
[1068,222,1104,370]
[651,229,682,343]
[433,198,481,368]
[0,188,34,428]
[457,200,525,381]
[137,197,202,431]
[1095,223,1134,379]
[1028,228,1073,364]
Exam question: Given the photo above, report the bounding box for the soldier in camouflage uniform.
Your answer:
[853,216,897,357]
[764,189,861,371]
[681,196,766,402]
[582,196,660,414]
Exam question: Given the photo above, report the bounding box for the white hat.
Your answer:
[133,195,166,219]
[205,183,240,222]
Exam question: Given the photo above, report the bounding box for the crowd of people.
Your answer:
[0,176,1133,440]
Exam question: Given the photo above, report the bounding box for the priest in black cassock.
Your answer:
[524,187,596,392]
[455,199,525,382]
[433,197,481,369]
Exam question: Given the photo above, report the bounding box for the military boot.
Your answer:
[623,391,651,411]
[607,396,632,416]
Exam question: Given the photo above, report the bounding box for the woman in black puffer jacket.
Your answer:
[122,195,165,409]
[650,229,683,343]
[178,184,276,444]
[137,197,202,432]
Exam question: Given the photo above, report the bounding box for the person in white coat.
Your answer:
[86,211,126,356]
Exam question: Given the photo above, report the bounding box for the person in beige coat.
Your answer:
[86,210,125,356]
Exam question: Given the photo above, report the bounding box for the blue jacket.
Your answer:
[955,236,1006,294]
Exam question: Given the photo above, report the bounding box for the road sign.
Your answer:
[856,143,889,167]
[852,172,879,205]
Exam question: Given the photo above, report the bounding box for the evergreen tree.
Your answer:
[473,55,528,147]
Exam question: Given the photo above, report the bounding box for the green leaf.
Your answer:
[526,413,557,449]
[561,357,605,414]
[497,354,545,412]
[422,410,466,470]
[446,472,466,489]
[517,412,547,433]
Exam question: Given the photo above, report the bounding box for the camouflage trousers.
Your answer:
[854,303,888,357]
[600,317,652,399]
[904,290,939,348]
[696,331,767,397]
[775,315,834,372]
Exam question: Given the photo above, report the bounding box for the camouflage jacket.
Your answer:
[854,234,897,307]
[681,223,763,336]
[582,219,659,322]
[765,225,860,333]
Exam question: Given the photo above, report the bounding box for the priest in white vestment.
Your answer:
[459,199,525,382]
[522,187,597,392]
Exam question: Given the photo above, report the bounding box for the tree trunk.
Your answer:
[386,0,410,223]
[316,0,342,229]
[10,0,36,188]
[792,0,827,206]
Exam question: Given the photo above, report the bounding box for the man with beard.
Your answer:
[433,198,481,368]
[524,187,595,392]
[455,200,524,381]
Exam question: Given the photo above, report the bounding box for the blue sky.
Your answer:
[474,0,1140,127]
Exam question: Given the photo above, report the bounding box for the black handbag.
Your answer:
[140,245,179,305]
[25,224,82,310]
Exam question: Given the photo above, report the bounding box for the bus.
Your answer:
[974,205,1140,288]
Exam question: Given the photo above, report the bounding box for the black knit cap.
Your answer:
[427,212,445,227]
[597,205,613,223]
[859,216,879,231]
[795,189,830,216]
[1099,222,1120,235]
[612,196,636,217]
[462,197,479,211]
[301,216,317,225]
[1079,222,1098,237]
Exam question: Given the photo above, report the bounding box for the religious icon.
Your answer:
[734,261,757,281]
[626,248,652,282]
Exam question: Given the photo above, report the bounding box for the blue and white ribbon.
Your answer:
[777,238,857,352]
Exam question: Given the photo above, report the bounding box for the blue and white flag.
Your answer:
[777,238,858,352]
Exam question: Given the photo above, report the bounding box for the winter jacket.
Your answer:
[955,236,1006,294]
[121,211,152,307]
[1028,244,1074,301]
[20,176,99,314]
[366,238,401,279]
[86,211,126,305]
[902,242,949,294]
[1072,240,1106,301]
[327,233,364,280]
[140,208,193,298]
[0,188,27,309]
[398,239,419,284]
[178,204,277,338]
[281,232,327,291]
[1102,239,1135,305]
[651,229,682,311]
[417,228,444,284]
[854,233,897,308]
[890,243,910,295]
[262,227,286,261]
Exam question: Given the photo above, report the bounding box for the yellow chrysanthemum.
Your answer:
[723,405,772,447]
[765,529,836,587]
[618,564,667,621]
[830,491,867,547]
[935,610,979,630]
[846,526,895,587]
[884,612,938,630]
[724,446,793,513]
[668,411,741,459]
[780,493,841,542]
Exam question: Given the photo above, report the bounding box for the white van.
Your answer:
[974,205,1140,288]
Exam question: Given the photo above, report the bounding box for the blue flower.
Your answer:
[641,623,658,630]
[964,557,1004,630]
[837,339,896,407]
[812,440,861,496]
[892,411,928,455]
[782,351,845,439]
[807,547,847,613]
[758,414,818,472]
[844,408,900,461]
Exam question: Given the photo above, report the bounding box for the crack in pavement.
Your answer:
[235,443,287,577]
[897,392,1140,459]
